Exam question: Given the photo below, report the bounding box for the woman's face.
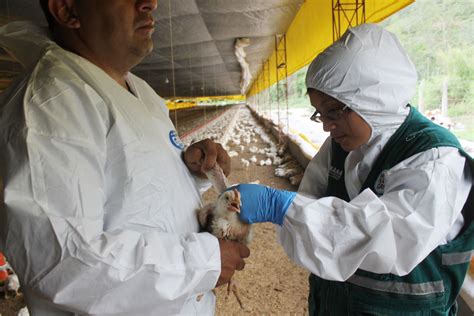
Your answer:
[308,89,371,151]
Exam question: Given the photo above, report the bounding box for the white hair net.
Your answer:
[305,23,417,139]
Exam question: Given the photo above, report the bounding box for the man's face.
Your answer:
[74,0,158,69]
[308,89,371,151]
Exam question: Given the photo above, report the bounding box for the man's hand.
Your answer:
[216,240,250,287]
[183,139,230,178]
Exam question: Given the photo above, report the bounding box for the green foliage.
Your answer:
[453,129,474,141]
[288,66,309,108]
[423,76,443,110]
[382,0,474,140]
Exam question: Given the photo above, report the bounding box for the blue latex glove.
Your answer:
[235,183,296,225]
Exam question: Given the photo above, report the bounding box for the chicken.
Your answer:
[5,272,20,298]
[197,189,252,309]
[197,189,252,244]
[240,158,250,168]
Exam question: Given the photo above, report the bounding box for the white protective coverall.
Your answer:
[0,22,220,315]
[279,24,472,281]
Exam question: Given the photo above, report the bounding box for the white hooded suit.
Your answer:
[279,24,471,281]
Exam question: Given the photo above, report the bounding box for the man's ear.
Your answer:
[48,0,80,29]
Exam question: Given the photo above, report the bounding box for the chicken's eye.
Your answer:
[225,196,229,200]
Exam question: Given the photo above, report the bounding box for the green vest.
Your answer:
[309,106,474,315]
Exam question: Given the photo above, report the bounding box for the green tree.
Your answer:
[382,0,474,140]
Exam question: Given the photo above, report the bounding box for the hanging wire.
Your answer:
[213,65,217,96]
[201,42,205,97]
[188,59,194,97]
[262,61,267,115]
[201,42,207,122]
[213,64,218,115]
[168,0,178,129]
[6,0,10,21]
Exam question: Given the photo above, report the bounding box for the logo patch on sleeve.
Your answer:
[169,130,185,150]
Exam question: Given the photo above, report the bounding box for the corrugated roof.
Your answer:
[0,0,303,97]
[0,1,414,97]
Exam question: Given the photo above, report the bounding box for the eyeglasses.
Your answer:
[310,105,350,123]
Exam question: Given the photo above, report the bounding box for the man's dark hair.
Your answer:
[39,0,55,31]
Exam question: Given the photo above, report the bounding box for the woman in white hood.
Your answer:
[236,24,473,315]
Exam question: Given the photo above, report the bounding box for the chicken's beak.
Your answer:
[234,200,241,213]
[227,189,241,213]
[229,202,240,213]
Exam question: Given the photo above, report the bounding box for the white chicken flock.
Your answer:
[184,106,304,187]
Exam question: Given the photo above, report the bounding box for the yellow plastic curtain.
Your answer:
[247,0,415,97]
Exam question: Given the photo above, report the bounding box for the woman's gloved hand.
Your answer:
[234,183,296,225]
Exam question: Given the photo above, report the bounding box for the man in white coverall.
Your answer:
[0,0,250,315]
[236,24,473,314]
